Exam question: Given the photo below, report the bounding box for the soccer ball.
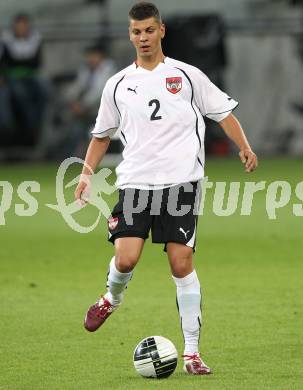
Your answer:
[133,336,178,378]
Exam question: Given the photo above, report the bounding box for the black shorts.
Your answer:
[107,182,201,251]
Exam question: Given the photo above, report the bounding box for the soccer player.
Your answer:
[75,2,258,375]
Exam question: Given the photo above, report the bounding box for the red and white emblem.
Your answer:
[166,77,182,94]
[108,216,118,230]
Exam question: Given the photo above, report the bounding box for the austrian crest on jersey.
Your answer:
[166,77,182,94]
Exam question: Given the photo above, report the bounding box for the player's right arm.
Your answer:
[74,136,110,204]
[74,76,120,204]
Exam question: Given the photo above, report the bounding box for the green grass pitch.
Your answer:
[0,158,302,389]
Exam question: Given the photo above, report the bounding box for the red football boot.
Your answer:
[182,353,212,375]
[84,295,117,332]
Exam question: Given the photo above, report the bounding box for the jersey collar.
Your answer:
[134,57,167,73]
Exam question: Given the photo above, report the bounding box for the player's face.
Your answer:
[129,17,165,58]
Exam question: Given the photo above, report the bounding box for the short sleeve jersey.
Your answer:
[92,57,238,189]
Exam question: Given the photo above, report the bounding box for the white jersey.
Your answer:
[92,57,238,189]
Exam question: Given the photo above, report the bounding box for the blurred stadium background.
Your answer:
[0,0,303,159]
[1,1,302,389]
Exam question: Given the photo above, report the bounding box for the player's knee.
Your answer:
[170,253,193,278]
[115,254,138,273]
[172,263,192,278]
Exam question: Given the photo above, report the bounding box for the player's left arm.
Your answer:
[219,113,258,173]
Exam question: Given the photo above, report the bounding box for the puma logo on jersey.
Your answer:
[127,86,138,94]
[179,227,190,239]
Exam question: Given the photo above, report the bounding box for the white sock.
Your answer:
[104,257,133,306]
[172,270,202,356]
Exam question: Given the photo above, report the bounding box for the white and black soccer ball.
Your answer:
[133,336,178,378]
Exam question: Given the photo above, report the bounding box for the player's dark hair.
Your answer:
[129,2,161,24]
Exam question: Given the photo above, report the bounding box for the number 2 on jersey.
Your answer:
[149,99,162,121]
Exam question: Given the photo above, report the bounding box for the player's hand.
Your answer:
[74,174,91,206]
[239,149,258,173]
